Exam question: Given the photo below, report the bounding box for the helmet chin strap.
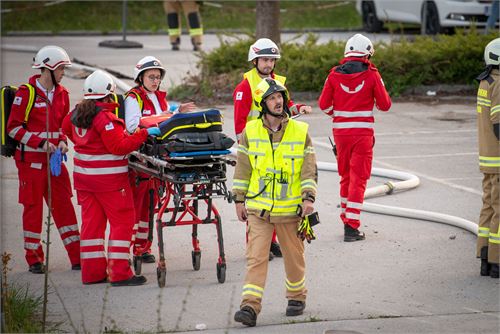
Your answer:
[49,69,57,87]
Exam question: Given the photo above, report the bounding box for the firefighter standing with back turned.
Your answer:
[7,45,81,274]
[475,37,500,279]
[318,34,391,242]
[232,78,317,327]
[233,38,313,260]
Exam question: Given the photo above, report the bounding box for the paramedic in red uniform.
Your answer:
[124,56,196,264]
[7,45,81,274]
[62,70,160,286]
[318,34,391,242]
[233,38,312,259]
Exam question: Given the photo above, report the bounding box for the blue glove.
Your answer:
[147,127,161,136]
[50,149,63,176]
[169,102,179,112]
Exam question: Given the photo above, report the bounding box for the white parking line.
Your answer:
[377,152,477,159]
[312,139,482,196]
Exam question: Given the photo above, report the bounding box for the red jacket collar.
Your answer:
[28,74,67,98]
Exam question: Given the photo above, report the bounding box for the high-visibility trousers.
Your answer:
[16,160,80,267]
[240,213,306,315]
[334,135,374,229]
[477,173,500,264]
[77,187,135,284]
[163,0,203,45]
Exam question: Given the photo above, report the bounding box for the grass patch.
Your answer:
[1,1,361,34]
[3,282,48,333]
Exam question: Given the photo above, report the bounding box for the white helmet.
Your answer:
[83,70,115,100]
[32,45,72,70]
[134,56,166,81]
[248,38,281,62]
[484,38,500,66]
[344,34,374,58]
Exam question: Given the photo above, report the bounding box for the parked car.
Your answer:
[356,0,496,34]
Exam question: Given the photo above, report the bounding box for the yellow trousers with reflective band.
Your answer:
[241,213,306,314]
[477,173,500,264]
[163,1,203,45]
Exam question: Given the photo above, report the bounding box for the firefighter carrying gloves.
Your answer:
[7,45,81,274]
[233,38,313,260]
[232,78,318,327]
[62,70,156,286]
[318,33,391,242]
[475,37,500,279]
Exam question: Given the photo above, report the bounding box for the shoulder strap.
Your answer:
[20,84,36,124]
[111,93,125,119]
[125,91,143,112]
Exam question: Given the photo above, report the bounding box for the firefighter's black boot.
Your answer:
[344,224,365,242]
[286,300,306,316]
[28,262,45,274]
[234,305,257,327]
[171,37,180,51]
[480,246,491,276]
[490,263,499,278]
[270,241,282,257]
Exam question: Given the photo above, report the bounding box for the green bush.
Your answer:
[184,30,495,100]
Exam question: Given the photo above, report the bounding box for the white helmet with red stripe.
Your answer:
[83,70,115,100]
[344,34,374,57]
[248,38,281,62]
[32,45,72,70]
[134,56,166,82]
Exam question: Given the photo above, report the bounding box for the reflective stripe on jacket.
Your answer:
[244,118,307,215]
[243,68,286,123]
[477,69,500,174]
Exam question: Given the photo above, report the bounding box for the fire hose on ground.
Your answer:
[230,147,478,236]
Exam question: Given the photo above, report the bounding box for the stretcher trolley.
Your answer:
[127,109,235,287]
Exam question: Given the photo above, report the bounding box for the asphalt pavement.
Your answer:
[0,33,498,334]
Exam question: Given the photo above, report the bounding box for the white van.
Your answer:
[356,0,495,34]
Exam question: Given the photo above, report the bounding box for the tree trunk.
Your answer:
[256,1,281,44]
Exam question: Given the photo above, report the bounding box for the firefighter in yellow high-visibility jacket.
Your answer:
[476,37,500,279]
[232,78,318,327]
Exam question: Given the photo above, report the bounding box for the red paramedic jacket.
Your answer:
[318,57,391,136]
[62,102,148,192]
[7,75,70,163]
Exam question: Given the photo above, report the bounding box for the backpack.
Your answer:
[1,84,36,157]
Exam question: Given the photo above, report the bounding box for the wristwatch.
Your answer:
[302,192,315,203]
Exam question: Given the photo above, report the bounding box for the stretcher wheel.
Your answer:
[133,256,142,275]
[192,250,201,271]
[157,266,166,288]
[216,262,226,283]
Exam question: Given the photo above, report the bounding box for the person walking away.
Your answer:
[7,45,81,274]
[475,37,500,279]
[318,33,391,242]
[62,70,160,286]
[232,78,317,326]
[125,56,196,264]
[233,38,313,259]
[163,0,203,51]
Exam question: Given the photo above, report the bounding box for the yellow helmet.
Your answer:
[253,78,289,108]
